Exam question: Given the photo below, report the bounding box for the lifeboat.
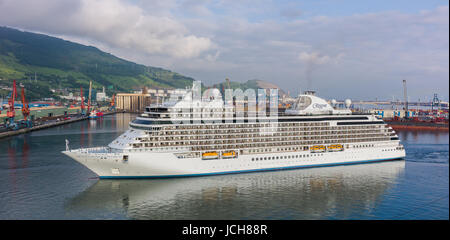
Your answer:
[202,152,219,160]
[327,144,344,151]
[88,110,104,119]
[310,145,326,153]
[222,151,237,159]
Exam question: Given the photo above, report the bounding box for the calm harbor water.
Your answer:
[0,113,448,220]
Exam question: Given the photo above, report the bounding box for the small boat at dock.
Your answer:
[88,110,104,119]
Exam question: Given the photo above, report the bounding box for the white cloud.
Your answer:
[0,0,448,100]
[0,0,213,58]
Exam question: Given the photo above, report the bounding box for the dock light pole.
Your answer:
[87,81,92,114]
[80,87,85,115]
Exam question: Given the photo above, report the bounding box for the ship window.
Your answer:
[123,155,128,162]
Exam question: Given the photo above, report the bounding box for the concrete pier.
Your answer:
[0,111,116,139]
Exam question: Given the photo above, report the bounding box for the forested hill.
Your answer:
[0,26,194,100]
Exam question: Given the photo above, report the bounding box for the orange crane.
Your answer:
[109,94,116,111]
[21,87,32,127]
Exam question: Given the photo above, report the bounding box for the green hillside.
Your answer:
[0,26,194,100]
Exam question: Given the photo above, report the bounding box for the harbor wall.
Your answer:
[388,123,449,131]
[0,111,116,139]
[0,106,81,122]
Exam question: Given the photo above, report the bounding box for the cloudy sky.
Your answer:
[0,0,448,101]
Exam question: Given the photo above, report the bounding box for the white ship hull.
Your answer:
[62,89,406,178]
[62,145,405,178]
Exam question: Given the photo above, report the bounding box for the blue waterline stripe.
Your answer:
[99,157,404,179]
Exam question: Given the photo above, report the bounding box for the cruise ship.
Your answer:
[63,88,406,178]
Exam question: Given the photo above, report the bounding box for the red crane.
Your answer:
[7,80,17,117]
[6,80,18,129]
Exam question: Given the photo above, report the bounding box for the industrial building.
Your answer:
[116,88,188,112]
[116,93,151,112]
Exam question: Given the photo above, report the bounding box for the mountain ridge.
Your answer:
[0,26,195,100]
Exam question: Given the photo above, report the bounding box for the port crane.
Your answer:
[21,87,32,128]
[109,94,116,111]
[5,80,18,130]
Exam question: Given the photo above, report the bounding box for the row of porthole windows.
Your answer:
[251,153,324,161]
[382,147,404,152]
[248,147,305,153]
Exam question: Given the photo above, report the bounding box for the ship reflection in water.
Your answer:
[66,160,405,219]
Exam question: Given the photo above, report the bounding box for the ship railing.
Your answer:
[70,146,123,155]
